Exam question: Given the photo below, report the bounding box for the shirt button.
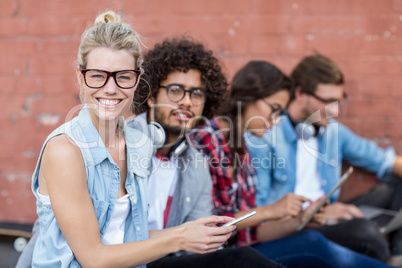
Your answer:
[133,198,137,204]
[321,180,327,186]
[282,175,287,181]
[330,159,337,166]
[185,197,191,203]
[136,226,141,231]
[317,161,322,167]
[147,170,151,176]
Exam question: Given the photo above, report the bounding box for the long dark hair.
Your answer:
[220,60,293,156]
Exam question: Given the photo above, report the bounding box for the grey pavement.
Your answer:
[0,235,24,268]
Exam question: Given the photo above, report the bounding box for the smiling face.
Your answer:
[147,69,205,140]
[77,47,138,126]
[242,90,290,137]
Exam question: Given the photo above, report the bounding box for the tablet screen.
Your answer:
[297,166,354,231]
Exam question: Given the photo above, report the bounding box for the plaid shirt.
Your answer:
[189,119,257,246]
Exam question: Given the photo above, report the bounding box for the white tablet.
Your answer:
[297,166,354,231]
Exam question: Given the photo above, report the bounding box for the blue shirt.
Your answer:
[245,114,396,207]
[31,107,153,268]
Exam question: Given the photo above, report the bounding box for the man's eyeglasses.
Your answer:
[81,69,141,89]
[303,91,347,104]
[160,84,209,106]
[261,99,284,121]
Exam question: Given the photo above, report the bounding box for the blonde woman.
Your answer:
[30,11,240,268]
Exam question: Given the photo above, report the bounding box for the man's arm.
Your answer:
[339,123,396,180]
[392,156,402,178]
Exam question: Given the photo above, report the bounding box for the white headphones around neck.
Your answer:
[294,121,325,140]
[147,121,167,149]
[147,121,188,157]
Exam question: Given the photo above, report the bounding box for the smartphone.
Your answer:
[222,211,257,227]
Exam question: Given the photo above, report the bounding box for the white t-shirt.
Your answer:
[295,137,325,205]
[147,154,178,230]
[102,194,130,245]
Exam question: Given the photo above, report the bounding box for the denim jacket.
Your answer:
[31,106,153,268]
[245,114,396,207]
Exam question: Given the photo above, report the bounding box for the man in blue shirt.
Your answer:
[246,54,402,263]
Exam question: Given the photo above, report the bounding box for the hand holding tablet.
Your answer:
[297,166,354,231]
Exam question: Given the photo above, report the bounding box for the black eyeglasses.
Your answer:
[160,84,209,106]
[81,69,141,89]
[261,99,284,121]
[303,91,347,104]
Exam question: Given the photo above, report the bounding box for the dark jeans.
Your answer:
[252,230,392,268]
[147,247,285,268]
[348,176,402,256]
[315,177,402,262]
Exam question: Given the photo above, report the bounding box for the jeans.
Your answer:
[148,247,285,268]
[348,176,402,256]
[251,231,392,268]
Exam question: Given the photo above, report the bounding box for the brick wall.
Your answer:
[1,0,402,223]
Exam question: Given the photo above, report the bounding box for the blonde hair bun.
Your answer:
[94,10,122,26]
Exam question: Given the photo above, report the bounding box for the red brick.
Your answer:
[15,77,41,95]
[28,17,84,37]
[337,117,362,134]
[29,56,75,75]
[240,15,288,34]
[0,18,27,36]
[248,0,282,13]
[0,178,36,223]
[0,94,27,119]
[360,116,390,139]
[360,0,394,13]
[339,166,378,202]
[390,77,402,96]
[0,76,16,94]
[0,40,17,56]
[355,76,392,96]
[16,39,39,56]
[29,94,80,115]
[279,35,305,56]
[360,37,395,56]
[0,55,25,76]
[0,0,19,16]
[221,57,249,81]
[345,57,384,76]
[305,0,393,14]
[290,15,365,35]
[42,75,77,95]
[249,36,278,55]
[364,15,401,35]
[380,57,402,75]
[305,0,358,13]
[304,36,364,56]
[346,98,400,117]
[393,0,402,11]
[389,116,402,139]
[40,39,79,55]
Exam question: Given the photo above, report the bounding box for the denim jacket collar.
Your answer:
[78,106,147,178]
[282,114,298,144]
